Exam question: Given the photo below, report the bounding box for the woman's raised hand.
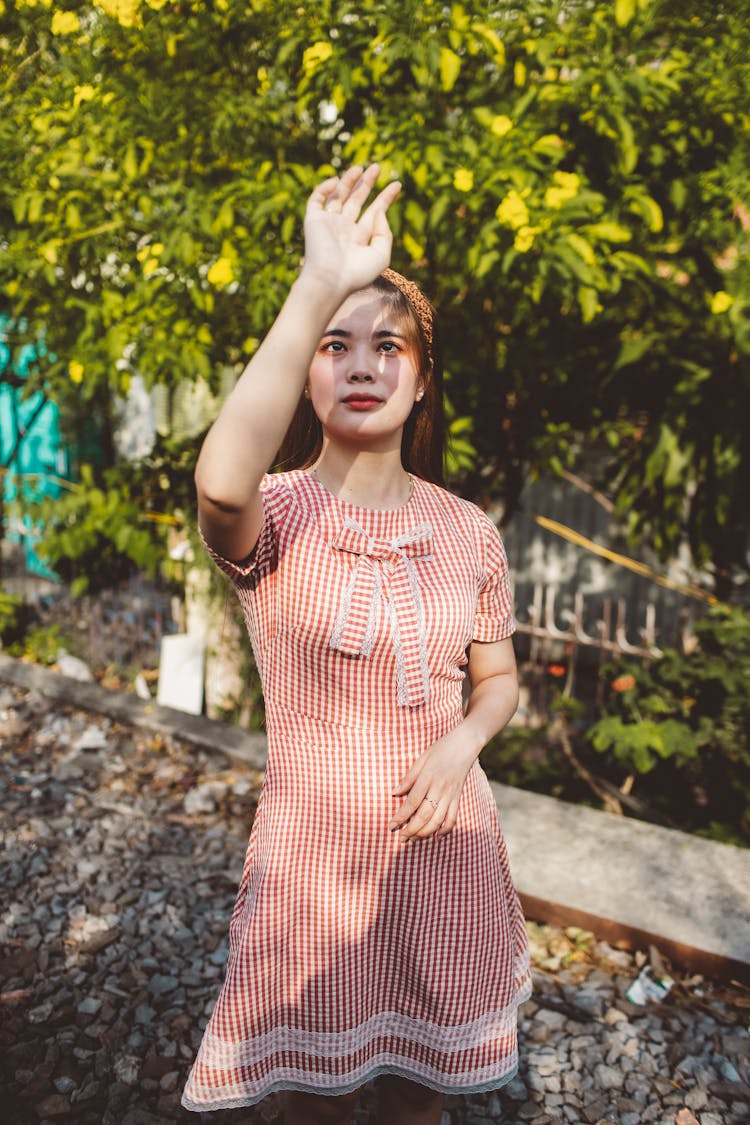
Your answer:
[302,163,401,295]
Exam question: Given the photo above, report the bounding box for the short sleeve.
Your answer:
[197,473,286,586]
[473,514,516,642]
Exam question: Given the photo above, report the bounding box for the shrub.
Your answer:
[587,606,750,844]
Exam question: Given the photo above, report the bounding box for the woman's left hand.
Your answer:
[389,727,477,841]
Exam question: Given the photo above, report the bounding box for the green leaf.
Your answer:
[614,333,658,370]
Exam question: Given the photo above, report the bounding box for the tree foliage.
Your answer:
[1,0,748,591]
[587,605,750,844]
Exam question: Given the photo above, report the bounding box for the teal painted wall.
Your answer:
[0,319,69,577]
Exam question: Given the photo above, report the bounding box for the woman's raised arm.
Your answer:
[194,163,401,562]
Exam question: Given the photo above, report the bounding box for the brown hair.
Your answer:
[276,274,446,485]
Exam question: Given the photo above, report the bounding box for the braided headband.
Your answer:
[380,268,434,368]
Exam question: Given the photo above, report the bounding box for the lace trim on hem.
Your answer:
[181,1056,521,1113]
[193,988,530,1070]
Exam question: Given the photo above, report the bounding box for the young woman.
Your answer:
[182,164,531,1124]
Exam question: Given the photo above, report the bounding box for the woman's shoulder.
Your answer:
[417,478,497,532]
[417,479,508,572]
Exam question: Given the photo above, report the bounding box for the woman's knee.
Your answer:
[284,1086,364,1124]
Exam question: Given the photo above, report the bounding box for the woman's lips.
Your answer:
[342,394,383,411]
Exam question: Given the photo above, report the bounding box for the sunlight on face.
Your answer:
[307,289,422,451]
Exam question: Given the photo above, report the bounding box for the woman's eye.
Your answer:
[379,340,400,353]
[322,340,345,352]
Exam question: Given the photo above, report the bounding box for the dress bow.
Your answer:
[330,519,433,707]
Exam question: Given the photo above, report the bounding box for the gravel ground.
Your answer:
[1,681,748,1125]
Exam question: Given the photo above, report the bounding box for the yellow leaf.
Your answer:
[303,41,333,75]
[207,257,235,287]
[629,193,663,232]
[642,196,663,232]
[490,115,513,137]
[578,286,601,323]
[615,0,636,27]
[69,361,85,384]
[514,60,527,87]
[533,134,565,155]
[567,232,596,266]
[440,47,461,92]
[586,221,632,243]
[40,241,59,265]
[471,23,506,66]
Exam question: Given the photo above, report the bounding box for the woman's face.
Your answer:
[306,289,423,451]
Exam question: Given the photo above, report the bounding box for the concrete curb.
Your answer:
[2,652,747,982]
[491,781,750,984]
[0,653,268,772]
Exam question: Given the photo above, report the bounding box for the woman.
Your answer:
[182,164,531,1124]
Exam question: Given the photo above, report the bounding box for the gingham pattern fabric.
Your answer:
[182,471,532,1113]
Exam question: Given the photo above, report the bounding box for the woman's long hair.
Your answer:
[276,275,446,485]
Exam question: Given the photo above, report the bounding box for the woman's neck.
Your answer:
[309,447,412,509]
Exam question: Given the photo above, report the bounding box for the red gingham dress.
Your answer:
[182,469,531,1112]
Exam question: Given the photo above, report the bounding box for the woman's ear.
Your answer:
[415,385,425,402]
[304,383,311,399]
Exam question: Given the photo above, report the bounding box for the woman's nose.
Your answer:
[346,366,374,382]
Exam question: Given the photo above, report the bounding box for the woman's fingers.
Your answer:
[340,163,381,217]
[435,799,459,837]
[324,164,365,213]
[309,164,399,228]
[391,785,450,840]
[307,175,342,213]
[357,179,401,230]
[402,796,447,841]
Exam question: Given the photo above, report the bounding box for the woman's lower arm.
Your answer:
[195,270,348,510]
[460,671,520,765]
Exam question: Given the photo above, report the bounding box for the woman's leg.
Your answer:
[377,1076,444,1125]
[283,1086,364,1125]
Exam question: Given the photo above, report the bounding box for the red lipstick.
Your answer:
[342,393,383,410]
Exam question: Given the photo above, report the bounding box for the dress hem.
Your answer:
[181,1057,523,1113]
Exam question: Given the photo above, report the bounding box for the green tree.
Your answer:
[1,0,748,593]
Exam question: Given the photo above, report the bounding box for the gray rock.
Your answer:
[716,1055,742,1083]
[113,1053,141,1085]
[28,999,55,1024]
[35,1093,72,1117]
[77,996,102,1016]
[505,1075,528,1100]
[134,1003,157,1024]
[147,973,179,995]
[593,1063,622,1090]
[52,1076,77,1094]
